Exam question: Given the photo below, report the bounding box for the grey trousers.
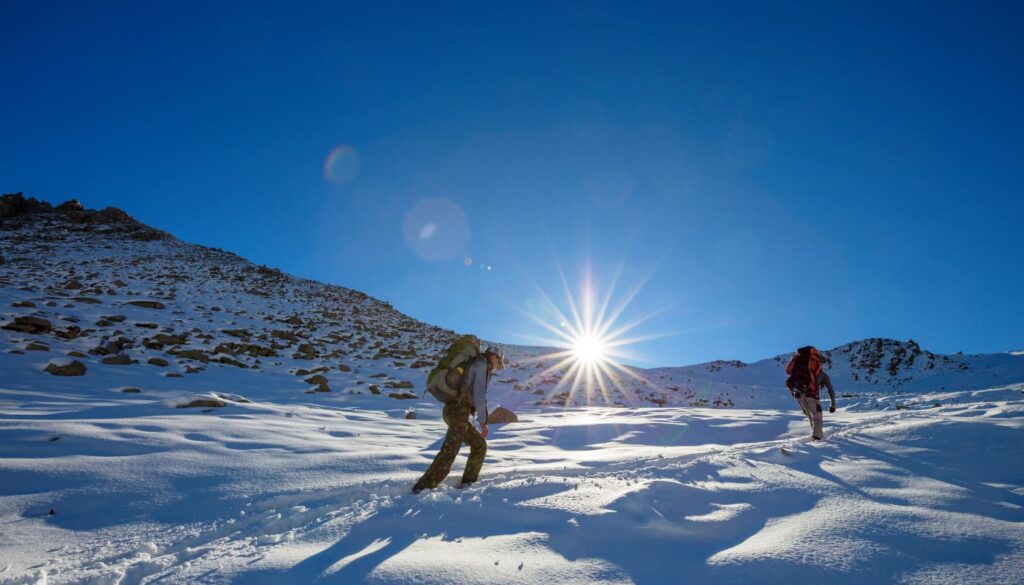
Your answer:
[795,394,824,439]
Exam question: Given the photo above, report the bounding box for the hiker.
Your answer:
[413,342,503,493]
[785,346,836,440]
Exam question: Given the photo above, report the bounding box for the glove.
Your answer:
[480,423,489,439]
[829,404,836,413]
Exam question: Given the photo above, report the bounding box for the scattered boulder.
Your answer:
[148,357,169,367]
[292,343,316,360]
[488,406,518,424]
[126,300,165,310]
[71,296,101,304]
[26,341,49,351]
[387,380,415,389]
[45,359,86,376]
[388,391,417,400]
[305,374,330,392]
[134,322,159,329]
[54,326,82,340]
[368,384,382,395]
[271,329,297,342]
[410,360,433,369]
[338,364,352,372]
[63,278,85,290]
[170,349,209,363]
[90,336,132,356]
[405,409,417,420]
[12,300,36,308]
[102,354,132,365]
[176,398,227,409]
[3,316,52,334]
[121,388,141,393]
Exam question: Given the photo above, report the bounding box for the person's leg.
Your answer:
[413,406,468,492]
[796,395,814,435]
[811,398,824,439]
[460,423,487,485]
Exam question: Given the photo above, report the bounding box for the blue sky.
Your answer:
[3,1,1023,366]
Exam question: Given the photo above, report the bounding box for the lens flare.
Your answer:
[323,145,362,185]
[402,198,471,262]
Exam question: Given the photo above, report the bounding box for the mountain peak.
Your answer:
[0,192,169,242]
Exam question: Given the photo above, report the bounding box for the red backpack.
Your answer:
[786,346,822,396]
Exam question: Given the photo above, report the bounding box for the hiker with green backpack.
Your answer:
[413,336,504,493]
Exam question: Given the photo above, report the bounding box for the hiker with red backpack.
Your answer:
[413,336,504,493]
[785,346,837,440]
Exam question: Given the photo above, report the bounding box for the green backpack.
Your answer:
[425,335,481,403]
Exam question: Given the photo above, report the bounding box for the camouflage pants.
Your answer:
[413,401,487,491]
[795,394,824,439]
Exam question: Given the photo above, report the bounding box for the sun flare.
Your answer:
[572,333,608,364]
[510,259,672,407]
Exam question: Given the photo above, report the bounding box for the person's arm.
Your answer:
[824,373,836,411]
[472,362,489,433]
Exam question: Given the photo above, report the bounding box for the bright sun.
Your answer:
[573,334,608,364]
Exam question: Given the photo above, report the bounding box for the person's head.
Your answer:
[484,347,504,371]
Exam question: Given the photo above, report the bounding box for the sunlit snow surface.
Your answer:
[1,383,1022,584]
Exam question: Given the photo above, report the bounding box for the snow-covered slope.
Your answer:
[2,194,1023,584]
[3,193,1023,413]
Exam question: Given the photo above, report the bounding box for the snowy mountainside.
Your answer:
[2,193,1024,413]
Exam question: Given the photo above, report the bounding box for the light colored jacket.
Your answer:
[461,358,491,426]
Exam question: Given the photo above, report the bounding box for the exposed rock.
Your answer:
[63,279,85,290]
[148,357,169,367]
[55,199,85,213]
[410,360,433,369]
[135,322,159,329]
[45,360,86,376]
[176,398,227,408]
[368,385,382,395]
[170,349,209,363]
[90,336,132,356]
[386,380,415,389]
[103,315,127,322]
[102,354,132,365]
[12,300,36,308]
[271,329,297,342]
[338,364,352,372]
[305,374,330,392]
[292,343,316,360]
[488,406,519,424]
[2,316,53,334]
[121,388,141,393]
[0,192,52,218]
[405,409,417,420]
[126,300,165,310]
[388,391,417,400]
[54,326,82,340]
[26,341,49,351]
